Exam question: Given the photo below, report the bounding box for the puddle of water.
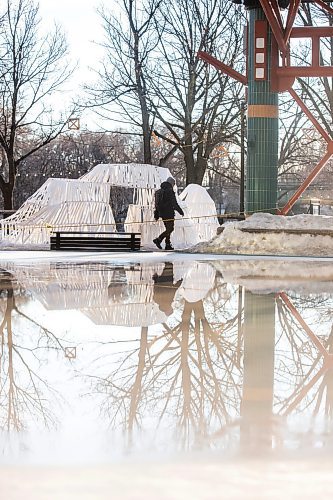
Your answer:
[0,255,333,496]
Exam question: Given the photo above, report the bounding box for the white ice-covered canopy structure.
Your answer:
[0,163,219,249]
[81,162,171,188]
[0,178,116,246]
[0,163,172,246]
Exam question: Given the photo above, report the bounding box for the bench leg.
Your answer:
[55,232,61,250]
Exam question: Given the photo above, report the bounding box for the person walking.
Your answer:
[153,177,184,250]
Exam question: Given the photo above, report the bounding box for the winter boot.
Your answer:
[153,238,162,249]
[165,243,174,250]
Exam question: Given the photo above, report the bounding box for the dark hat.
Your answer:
[166,176,176,186]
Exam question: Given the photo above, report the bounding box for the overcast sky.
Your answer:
[38,0,105,129]
[39,0,102,69]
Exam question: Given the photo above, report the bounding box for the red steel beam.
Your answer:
[290,26,333,38]
[197,51,247,85]
[276,66,333,77]
[314,0,333,16]
[284,0,301,46]
[269,0,284,31]
[279,290,333,415]
[281,364,327,416]
[280,146,333,215]
[259,0,287,54]
[280,88,332,215]
[312,35,320,68]
[289,88,331,143]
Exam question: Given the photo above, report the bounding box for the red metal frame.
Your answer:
[314,0,333,16]
[271,26,333,91]
[279,88,333,215]
[260,0,333,55]
[279,292,330,358]
[259,0,287,54]
[197,51,247,84]
[284,0,301,45]
[198,1,333,215]
[279,148,333,214]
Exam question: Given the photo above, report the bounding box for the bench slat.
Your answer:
[51,247,140,252]
[50,238,140,244]
[50,231,141,252]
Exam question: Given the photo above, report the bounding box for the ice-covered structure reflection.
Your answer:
[1,259,217,327]
[0,258,333,460]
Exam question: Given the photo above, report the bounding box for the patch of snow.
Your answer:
[0,242,49,251]
[188,213,333,257]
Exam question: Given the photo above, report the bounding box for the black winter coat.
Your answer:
[154,181,184,219]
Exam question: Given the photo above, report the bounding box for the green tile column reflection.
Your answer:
[241,291,275,452]
[246,7,279,214]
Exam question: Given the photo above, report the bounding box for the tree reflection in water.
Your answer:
[82,261,333,455]
[276,293,333,434]
[86,263,243,452]
[0,269,65,439]
[0,259,333,459]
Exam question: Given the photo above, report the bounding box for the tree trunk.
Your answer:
[2,185,13,211]
[185,156,206,185]
[141,108,152,164]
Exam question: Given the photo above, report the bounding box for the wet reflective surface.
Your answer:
[1,254,333,498]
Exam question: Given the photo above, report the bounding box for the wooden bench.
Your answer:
[50,231,141,252]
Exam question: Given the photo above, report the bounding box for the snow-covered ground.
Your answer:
[2,212,333,257]
[189,213,333,257]
[1,212,333,297]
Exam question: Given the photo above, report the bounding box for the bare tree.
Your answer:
[87,0,162,164]
[89,0,244,185]
[0,0,76,210]
[150,0,244,185]
[14,131,143,208]
[295,3,333,138]
[83,272,244,452]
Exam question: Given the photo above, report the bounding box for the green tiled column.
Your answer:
[246,8,279,214]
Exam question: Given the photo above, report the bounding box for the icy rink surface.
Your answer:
[0,249,333,499]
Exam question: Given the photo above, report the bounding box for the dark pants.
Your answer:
[158,219,174,245]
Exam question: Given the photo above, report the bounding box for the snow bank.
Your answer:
[188,213,333,257]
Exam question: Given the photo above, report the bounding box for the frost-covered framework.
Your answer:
[82,262,168,326]
[0,163,219,248]
[0,178,116,245]
[81,163,171,188]
[0,163,172,246]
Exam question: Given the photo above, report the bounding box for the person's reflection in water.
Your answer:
[152,262,182,316]
[0,269,15,291]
